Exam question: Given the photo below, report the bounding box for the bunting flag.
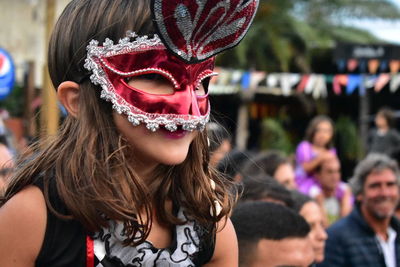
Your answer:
[390,74,400,93]
[347,75,362,95]
[347,59,358,72]
[230,70,244,85]
[250,71,266,90]
[241,72,251,90]
[333,75,342,95]
[296,75,310,93]
[208,67,400,97]
[312,75,327,99]
[390,60,400,74]
[359,77,366,96]
[304,75,317,94]
[333,75,348,95]
[280,73,301,96]
[363,75,378,89]
[358,59,367,73]
[336,59,400,73]
[379,60,388,72]
[267,73,279,88]
[336,59,346,72]
[374,74,391,92]
[368,59,380,74]
[216,68,231,85]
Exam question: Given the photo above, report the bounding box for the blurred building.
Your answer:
[0,0,69,87]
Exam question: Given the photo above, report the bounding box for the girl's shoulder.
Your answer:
[0,185,47,266]
[296,141,312,155]
[297,140,312,150]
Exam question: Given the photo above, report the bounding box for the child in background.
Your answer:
[295,115,346,200]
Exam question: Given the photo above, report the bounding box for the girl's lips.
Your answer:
[160,128,187,139]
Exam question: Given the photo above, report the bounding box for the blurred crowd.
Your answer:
[1,107,400,266]
[208,107,400,267]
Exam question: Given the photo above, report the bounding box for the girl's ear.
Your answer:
[57,81,80,118]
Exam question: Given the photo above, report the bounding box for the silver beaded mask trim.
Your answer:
[83,31,213,132]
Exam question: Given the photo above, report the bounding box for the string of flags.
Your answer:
[336,59,400,74]
[209,67,400,98]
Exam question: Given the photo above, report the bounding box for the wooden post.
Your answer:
[40,0,59,138]
[24,61,36,137]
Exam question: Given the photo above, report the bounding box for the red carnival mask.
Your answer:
[84,0,259,132]
[84,33,216,132]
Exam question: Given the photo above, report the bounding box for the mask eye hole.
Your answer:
[124,73,175,95]
[196,77,210,96]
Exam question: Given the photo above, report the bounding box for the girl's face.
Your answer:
[300,202,328,263]
[312,121,333,147]
[114,113,197,168]
[113,75,199,171]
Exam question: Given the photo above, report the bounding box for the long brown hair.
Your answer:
[1,0,235,246]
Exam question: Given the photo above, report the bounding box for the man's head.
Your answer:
[315,155,341,194]
[240,174,294,207]
[232,202,314,267]
[351,154,400,221]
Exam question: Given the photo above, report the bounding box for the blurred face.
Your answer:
[300,202,328,263]
[210,139,231,167]
[359,168,399,221]
[250,237,314,267]
[312,121,333,147]
[316,158,341,192]
[375,114,388,129]
[274,163,297,190]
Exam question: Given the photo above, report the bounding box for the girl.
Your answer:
[0,0,258,266]
[295,115,337,195]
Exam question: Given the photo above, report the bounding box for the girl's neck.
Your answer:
[132,159,159,184]
[312,143,327,150]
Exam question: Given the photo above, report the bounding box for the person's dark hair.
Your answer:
[2,0,234,246]
[290,190,314,213]
[206,122,231,153]
[242,150,291,178]
[314,154,340,174]
[217,149,253,181]
[232,201,310,266]
[0,135,8,147]
[350,153,400,197]
[377,107,396,129]
[240,173,294,207]
[305,115,334,148]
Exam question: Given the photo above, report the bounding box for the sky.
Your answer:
[351,0,400,44]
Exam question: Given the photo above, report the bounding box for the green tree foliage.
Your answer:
[217,0,400,72]
[335,116,363,160]
[260,118,293,154]
[0,84,24,117]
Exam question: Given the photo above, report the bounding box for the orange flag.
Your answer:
[368,59,380,74]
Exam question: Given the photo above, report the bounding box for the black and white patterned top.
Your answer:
[34,177,216,267]
[93,209,209,267]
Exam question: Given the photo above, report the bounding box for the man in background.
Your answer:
[232,201,314,267]
[318,154,400,267]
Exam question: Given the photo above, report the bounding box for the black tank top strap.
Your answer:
[33,176,87,267]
